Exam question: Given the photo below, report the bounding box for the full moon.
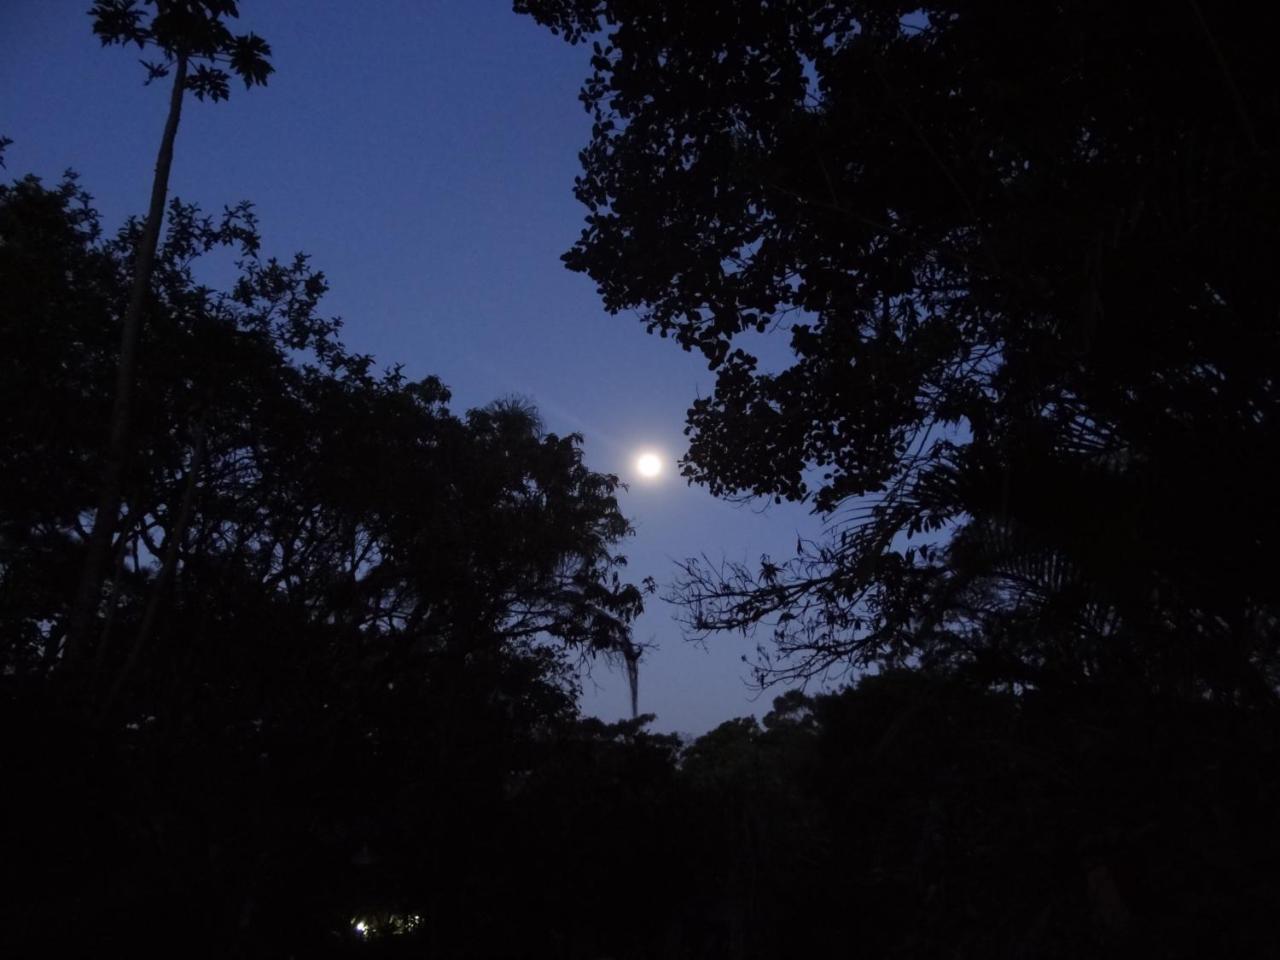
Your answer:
[636,452,663,478]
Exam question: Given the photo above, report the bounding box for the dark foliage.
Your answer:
[1,168,1276,950]
[0,172,645,955]
[67,0,275,674]
[5,3,1280,955]
[91,0,273,98]
[517,0,1280,699]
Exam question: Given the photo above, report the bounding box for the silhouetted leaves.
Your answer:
[228,31,272,88]
[520,0,1280,699]
[5,5,1280,955]
[0,170,653,952]
[138,57,169,83]
[90,0,273,95]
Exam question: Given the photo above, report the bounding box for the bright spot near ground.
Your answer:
[636,452,662,478]
[350,913,423,938]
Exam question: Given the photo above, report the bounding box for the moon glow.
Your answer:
[636,452,662,478]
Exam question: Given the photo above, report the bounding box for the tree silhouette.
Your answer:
[67,1,273,667]
[0,170,654,951]
[8,5,1280,955]
[518,0,1280,698]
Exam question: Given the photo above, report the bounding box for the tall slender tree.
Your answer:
[65,1,272,666]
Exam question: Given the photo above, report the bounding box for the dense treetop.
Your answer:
[0,172,645,702]
[519,0,1280,697]
[91,0,273,99]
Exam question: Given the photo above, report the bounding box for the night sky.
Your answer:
[0,0,825,733]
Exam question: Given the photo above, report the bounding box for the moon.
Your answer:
[636,452,663,478]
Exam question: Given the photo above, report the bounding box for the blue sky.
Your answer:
[1,0,830,733]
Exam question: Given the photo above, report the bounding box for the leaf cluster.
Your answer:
[91,0,272,99]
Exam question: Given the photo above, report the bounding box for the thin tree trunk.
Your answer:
[101,418,206,719]
[64,54,189,668]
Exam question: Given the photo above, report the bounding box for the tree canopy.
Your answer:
[5,4,1280,955]
[91,0,273,99]
[0,166,654,953]
[518,0,1280,698]
[0,172,645,698]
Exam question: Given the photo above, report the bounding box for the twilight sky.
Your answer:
[0,0,831,733]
